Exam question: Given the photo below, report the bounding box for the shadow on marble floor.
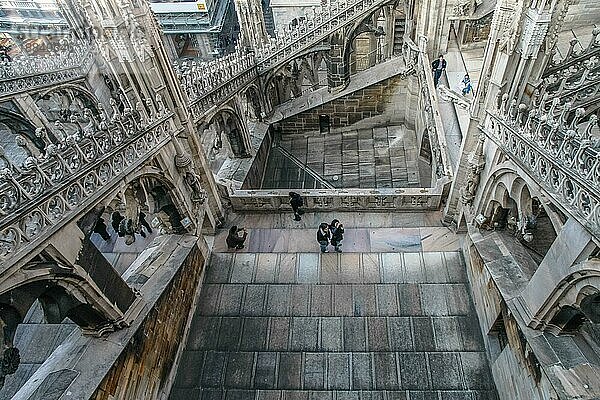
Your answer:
[213,226,460,253]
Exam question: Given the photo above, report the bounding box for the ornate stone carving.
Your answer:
[0,102,170,266]
[0,39,93,99]
[229,187,447,212]
[175,0,398,121]
[483,93,600,236]
[452,0,477,18]
[173,135,207,204]
[540,28,600,114]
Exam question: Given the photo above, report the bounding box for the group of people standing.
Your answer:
[225,192,345,253]
[431,54,472,96]
[317,220,344,253]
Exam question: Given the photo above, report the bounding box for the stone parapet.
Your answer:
[463,227,600,399]
[229,178,451,212]
[0,40,93,101]
[0,112,173,274]
[11,234,206,400]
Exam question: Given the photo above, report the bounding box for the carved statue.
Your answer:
[109,98,121,122]
[211,129,223,158]
[184,171,208,204]
[145,98,153,112]
[135,102,146,125]
[461,164,481,205]
[118,92,130,113]
[15,135,40,158]
[461,135,486,206]
[69,113,83,137]
[156,94,166,115]
[53,120,67,145]
[83,108,97,135]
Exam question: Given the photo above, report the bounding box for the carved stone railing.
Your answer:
[174,48,258,120]
[483,94,600,237]
[417,46,453,182]
[539,28,600,113]
[176,0,395,118]
[0,39,93,99]
[230,183,450,212]
[0,108,173,271]
[253,0,394,71]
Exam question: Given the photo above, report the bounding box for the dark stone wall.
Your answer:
[90,245,205,400]
[276,76,405,135]
[77,238,136,313]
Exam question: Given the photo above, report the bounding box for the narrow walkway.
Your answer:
[437,30,485,170]
[169,213,498,400]
[215,211,458,253]
[212,227,459,253]
[434,80,462,171]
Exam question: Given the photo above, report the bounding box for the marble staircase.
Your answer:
[168,212,499,400]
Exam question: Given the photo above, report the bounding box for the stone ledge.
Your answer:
[12,235,199,400]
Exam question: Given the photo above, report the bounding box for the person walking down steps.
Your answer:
[316,223,331,253]
[289,192,305,221]
[329,219,344,253]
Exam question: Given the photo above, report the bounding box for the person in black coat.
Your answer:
[329,219,344,253]
[316,222,330,253]
[289,192,304,221]
[226,225,247,250]
[93,217,111,241]
[431,55,447,87]
[111,211,125,236]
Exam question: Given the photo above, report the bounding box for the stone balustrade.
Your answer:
[175,0,395,118]
[540,27,600,112]
[0,39,92,99]
[175,47,259,120]
[0,105,173,269]
[253,0,387,70]
[230,181,450,212]
[417,49,453,181]
[483,93,600,236]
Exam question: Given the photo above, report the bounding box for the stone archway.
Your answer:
[103,173,188,246]
[207,108,251,158]
[478,169,560,259]
[243,85,264,121]
[34,85,102,143]
[0,254,134,389]
[0,110,45,167]
[263,51,327,109]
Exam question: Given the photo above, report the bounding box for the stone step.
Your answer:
[170,389,499,400]
[169,351,497,391]
[204,252,467,286]
[169,246,498,400]
[212,227,460,254]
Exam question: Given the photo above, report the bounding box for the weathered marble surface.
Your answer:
[169,249,498,399]
[213,227,459,253]
[227,211,445,229]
